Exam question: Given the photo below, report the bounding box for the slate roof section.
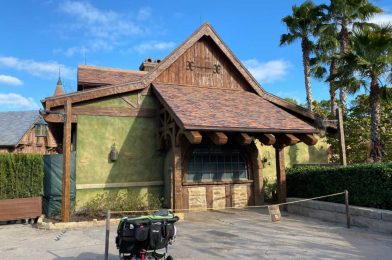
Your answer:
[153,83,316,133]
[78,65,147,89]
[0,110,39,146]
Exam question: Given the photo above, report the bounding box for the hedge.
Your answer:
[287,163,392,210]
[0,153,44,199]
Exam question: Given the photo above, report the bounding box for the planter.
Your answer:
[0,196,42,222]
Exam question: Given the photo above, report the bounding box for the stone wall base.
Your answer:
[287,197,392,234]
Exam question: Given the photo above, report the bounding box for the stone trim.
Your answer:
[76,181,164,190]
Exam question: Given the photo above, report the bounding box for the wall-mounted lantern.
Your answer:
[110,143,119,162]
[35,117,48,137]
[262,151,272,167]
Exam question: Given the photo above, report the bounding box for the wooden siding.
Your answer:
[156,36,253,91]
[0,197,42,221]
[0,125,58,154]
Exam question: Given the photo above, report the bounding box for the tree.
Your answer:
[280,1,323,111]
[333,25,392,162]
[325,95,392,163]
[324,0,382,110]
[311,21,340,116]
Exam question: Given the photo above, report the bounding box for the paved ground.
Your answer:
[0,208,391,259]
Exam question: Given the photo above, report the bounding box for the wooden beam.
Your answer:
[61,99,72,222]
[276,134,300,147]
[43,82,145,109]
[207,132,228,145]
[43,113,77,123]
[275,146,287,203]
[336,108,347,166]
[184,131,202,144]
[257,134,276,146]
[296,133,318,145]
[72,107,157,117]
[235,133,252,145]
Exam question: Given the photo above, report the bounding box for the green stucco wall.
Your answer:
[256,136,329,181]
[75,93,164,208]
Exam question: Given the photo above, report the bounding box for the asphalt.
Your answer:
[0,208,391,259]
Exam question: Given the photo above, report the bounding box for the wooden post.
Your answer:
[345,190,351,228]
[336,108,347,166]
[104,210,111,260]
[275,146,286,204]
[172,146,183,211]
[61,99,72,222]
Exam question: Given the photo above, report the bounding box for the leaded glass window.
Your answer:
[187,146,247,182]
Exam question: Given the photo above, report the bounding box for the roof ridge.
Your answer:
[78,65,147,74]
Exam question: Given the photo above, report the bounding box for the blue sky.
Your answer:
[0,0,391,111]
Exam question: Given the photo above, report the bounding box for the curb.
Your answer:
[36,213,185,230]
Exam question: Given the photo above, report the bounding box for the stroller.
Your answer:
[115,209,178,260]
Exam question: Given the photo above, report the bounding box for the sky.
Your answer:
[0,0,391,111]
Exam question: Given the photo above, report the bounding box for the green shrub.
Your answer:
[76,191,162,219]
[263,177,277,203]
[287,163,392,210]
[0,153,44,199]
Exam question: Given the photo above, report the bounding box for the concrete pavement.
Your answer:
[0,208,391,259]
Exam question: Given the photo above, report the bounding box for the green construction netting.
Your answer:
[43,152,76,218]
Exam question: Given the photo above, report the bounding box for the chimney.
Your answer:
[139,58,161,72]
[54,78,64,96]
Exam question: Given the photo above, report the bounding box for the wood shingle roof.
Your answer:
[153,83,316,133]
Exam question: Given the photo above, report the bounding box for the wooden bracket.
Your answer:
[296,134,318,145]
[235,133,252,145]
[207,132,228,145]
[274,134,300,148]
[257,134,276,146]
[184,131,202,144]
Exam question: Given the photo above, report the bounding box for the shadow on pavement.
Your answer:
[50,252,118,259]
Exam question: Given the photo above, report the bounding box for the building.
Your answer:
[0,110,57,154]
[41,23,329,212]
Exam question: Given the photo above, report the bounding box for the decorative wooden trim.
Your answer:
[184,131,202,144]
[72,107,157,117]
[296,133,318,145]
[235,133,252,145]
[207,132,228,145]
[257,134,276,146]
[121,96,138,108]
[76,181,164,190]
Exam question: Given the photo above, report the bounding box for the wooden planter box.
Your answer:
[0,196,42,222]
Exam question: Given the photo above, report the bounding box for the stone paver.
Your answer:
[0,208,391,259]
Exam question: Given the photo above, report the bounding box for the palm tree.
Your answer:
[280,1,323,111]
[335,25,392,162]
[325,0,382,110]
[311,23,340,116]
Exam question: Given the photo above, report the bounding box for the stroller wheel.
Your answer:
[166,255,174,260]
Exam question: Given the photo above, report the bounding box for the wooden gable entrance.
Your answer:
[156,36,254,92]
[150,27,318,212]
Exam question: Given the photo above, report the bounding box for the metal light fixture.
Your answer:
[110,143,119,161]
[262,151,272,167]
[35,117,48,137]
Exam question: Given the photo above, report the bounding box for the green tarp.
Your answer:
[43,152,76,218]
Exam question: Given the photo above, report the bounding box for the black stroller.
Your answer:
[115,209,178,260]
